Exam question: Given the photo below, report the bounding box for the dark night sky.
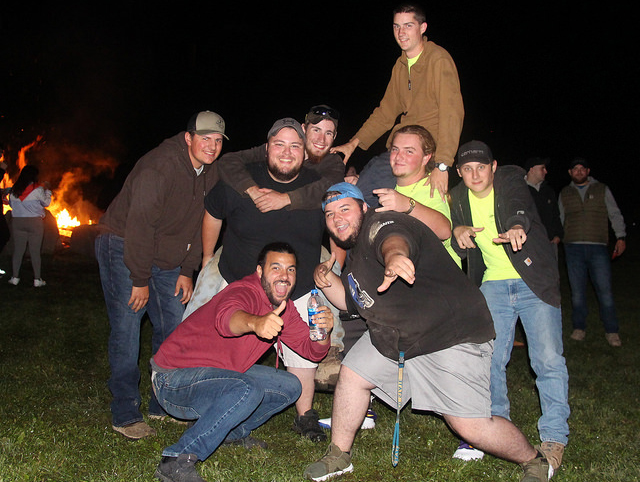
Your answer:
[1,2,637,222]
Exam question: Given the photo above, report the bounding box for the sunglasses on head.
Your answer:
[309,106,340,120]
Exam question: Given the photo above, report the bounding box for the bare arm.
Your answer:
[377,235,415,292]
[202,213,223,268]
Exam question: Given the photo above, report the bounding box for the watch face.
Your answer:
[438,163,448,171]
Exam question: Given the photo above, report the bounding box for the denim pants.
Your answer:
[356,151,395,208]
[152,364,301,460]
[480,279,570,445]
[564,243,619,333]
[95,233,186,426]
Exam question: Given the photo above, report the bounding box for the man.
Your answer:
[304,183,553,482]
[449,141,570,474]
[524,157,563,247]
[95,111,227,439]
[152,243,333,482]
[189,118,332,442]
[332,4,464,206]
[558,157,626,347]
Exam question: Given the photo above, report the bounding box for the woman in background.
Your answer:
[8,165,51,287]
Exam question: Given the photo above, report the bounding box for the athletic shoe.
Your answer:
[452,441,485,461]
[318,408,377,430]
[303,443,353,481]
[570,329,586,341]
[539,441,564,471]
[155,454,205,482]
[33,278,46,287]
[0,268,5,276]
[8,277,20,285]
[112,421,156,440]
[521,451,552,482]
[605,333,622,347]
[292,409,327,442]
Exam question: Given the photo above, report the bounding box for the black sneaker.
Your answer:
[292,409,327,442]
[155,454,206,482]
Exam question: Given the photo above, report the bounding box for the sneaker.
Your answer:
[155,454,206,482]
[521,451,552,482]
[570,329,586,341]
[221,435,267,449]
[0,268,5,276]
[293,409,327,442]
[303,443,353,481]
[149,414,190,425]
[112,421,156,440]
[318,408,377,430]
[605,333,622,347]
[539,441,565,471]
[452,440,485,461]
[33,278,46,287]
[8,277,19,285]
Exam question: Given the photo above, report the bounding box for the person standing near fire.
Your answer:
[7,164,51,286]
[95,111,227,440]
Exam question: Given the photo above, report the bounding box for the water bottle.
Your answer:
[308,289,327,341]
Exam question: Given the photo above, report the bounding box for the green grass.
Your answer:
[0,246,638,481]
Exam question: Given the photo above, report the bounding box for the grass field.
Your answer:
[0,243,638,482]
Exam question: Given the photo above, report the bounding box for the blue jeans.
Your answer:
[356,151,394,208]
[95,233,186,426]
[152,364,301,460]
[480,279,570,445]
[564,243,619,333]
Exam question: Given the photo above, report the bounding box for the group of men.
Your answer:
[94,3,626,482]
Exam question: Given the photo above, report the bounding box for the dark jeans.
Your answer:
[356,151,395,208]
[95,233,186,426]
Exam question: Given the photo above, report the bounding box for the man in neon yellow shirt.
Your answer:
[449,140,570,476]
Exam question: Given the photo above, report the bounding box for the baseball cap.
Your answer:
[524,156,549,171]
[569,157,589,169]
[322,182,366,211]
[267,118,305,141]
[305,105,340,128]
[187,111,229,139]
[456,140,494,166]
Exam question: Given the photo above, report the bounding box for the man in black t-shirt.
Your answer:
[187,118,329,442]
[303,182,552,482]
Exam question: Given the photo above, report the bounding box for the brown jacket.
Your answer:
[355,37,464,167]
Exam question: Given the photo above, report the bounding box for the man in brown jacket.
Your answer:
[332,3,464,206]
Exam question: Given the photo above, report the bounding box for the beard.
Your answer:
[260,275,294,306]
[268,159,302,182]
[327,210,365,250]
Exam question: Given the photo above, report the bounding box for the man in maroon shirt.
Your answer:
[151,242,332,482]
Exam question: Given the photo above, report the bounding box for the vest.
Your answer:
[560,182,609,244]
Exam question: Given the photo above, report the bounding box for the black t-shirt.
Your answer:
[205,162,325,300]
[342,211,495,360]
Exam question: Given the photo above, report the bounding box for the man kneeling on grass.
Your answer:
[303,183,552,482]
[150,242,333,482]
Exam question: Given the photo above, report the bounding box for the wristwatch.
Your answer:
[404,197,416,214]
[435,162,450,172]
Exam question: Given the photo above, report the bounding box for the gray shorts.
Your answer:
[343,331,493,418]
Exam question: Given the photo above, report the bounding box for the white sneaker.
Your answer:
[453,441,485,461]
[319,408,377,430]
[0,268,5,275]
[33,279,46,287]
[8,277,20,285]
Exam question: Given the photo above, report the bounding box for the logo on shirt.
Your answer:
[369,220,395,244]
[347,272,374,309]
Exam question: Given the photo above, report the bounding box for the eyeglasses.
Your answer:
[309,105,340,120]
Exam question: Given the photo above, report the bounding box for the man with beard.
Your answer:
[559,157,626,346]
[151,242,333,482]
[95,110,226,439]
[187,118,331,442]
[303,183,552,482]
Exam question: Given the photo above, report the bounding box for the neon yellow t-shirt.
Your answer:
[468,189,520,282]
[396,180,461,268]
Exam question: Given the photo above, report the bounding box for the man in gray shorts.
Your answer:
[303,182,553,482]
